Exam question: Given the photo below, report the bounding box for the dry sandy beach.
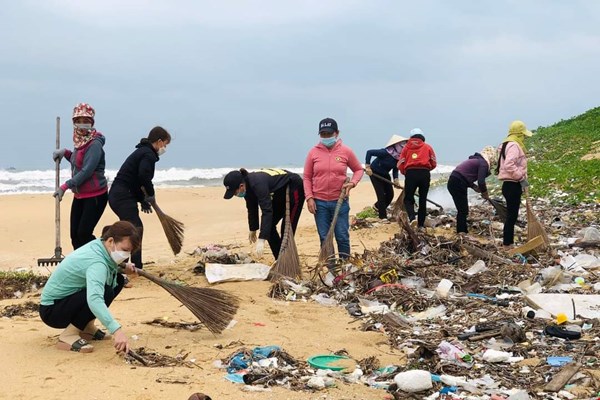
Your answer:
[0,184,408,400]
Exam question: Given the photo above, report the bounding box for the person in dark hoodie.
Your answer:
[447,146,497,235]
[365,134,408,219]
[223,168,305,259]
[53,103,108,250]
[108,126,171,269]
[397,128,437,229]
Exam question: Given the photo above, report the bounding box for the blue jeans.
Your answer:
[314,199,351,257]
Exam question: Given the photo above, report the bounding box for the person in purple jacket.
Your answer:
[446,146,497,235]
[52,103,108,250]
[364,135,408,219]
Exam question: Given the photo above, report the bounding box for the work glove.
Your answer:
[481,191,490,200]
[472,185,481,193]
[52,148,66,162]
[144,194,155,204]
[520,179,529,189]
[248,230,257,244]
[141,201,153,214]
[53,187,65,201]
[365,165,373,176]
[393,178,401,187]
[255,239,265,257]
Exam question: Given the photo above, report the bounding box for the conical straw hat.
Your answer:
[385,134,409,148]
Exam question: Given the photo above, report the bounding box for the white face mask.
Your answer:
[74,123,93,131]
[111,243,131,264]
[157,147,166,156]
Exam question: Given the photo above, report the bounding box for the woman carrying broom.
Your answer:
[364,134,408,220]
[108,126,171,270]
[497,120,532,249]
[447,146,497,235]
[222,168,305,259]
[39,221,140,353]
[303,117,364,259]
[52,103,108,250]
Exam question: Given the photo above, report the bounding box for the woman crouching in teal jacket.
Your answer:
[39,221,140,354]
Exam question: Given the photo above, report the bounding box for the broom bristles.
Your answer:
[391,190,406,221]
[152,201,185,255]
[526,195,549,249]
[272,187,302,279]
[137,269,239,334]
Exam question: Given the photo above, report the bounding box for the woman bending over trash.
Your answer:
[39,221,140,354]
[364,134,408,220]
[222,168,305,259]
[447,146,497,235]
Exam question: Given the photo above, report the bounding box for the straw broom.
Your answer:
[271,187,302,280]
[318,179,350,264]
[147,197,185,255]
[525,190,549,249]
[487,198,507,222]
[133,268,239,334]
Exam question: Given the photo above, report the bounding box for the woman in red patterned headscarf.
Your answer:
[52,103,108,249]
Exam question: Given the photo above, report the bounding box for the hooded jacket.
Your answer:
[397,137,437,175]
[451,153,490,193]
[63,134,107,199]
[303,139,364,202]
[111,141,159,202]
[40,238,122,334]
[497,141,527,182]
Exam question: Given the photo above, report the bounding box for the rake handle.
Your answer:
[367,170,444,210]
[54,116,62,258]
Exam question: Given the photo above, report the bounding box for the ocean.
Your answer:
[0,165,456,195]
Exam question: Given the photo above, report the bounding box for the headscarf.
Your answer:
[386,141,407,160]
[73,127,98,149]
[479,145,497,170]
[502,120,532,152]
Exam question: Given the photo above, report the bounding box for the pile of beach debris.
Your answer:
[265,199,600,399]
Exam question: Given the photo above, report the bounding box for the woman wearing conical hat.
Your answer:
[364,134,408,219]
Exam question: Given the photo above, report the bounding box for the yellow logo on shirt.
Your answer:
[335,156,342,162]
[411,153,418,159]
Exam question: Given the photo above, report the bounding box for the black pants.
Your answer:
[109,185,144,269]
[39,274,124,331]
[447,175,469,233]
[70,192,108,250]
[502,181,522,245]
[267,177,305,259]
[403,169,431,227]
[369,172,394,219]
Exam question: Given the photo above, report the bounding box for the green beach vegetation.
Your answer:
[528,106,600,204]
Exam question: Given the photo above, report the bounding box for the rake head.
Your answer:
[37,248,64,266]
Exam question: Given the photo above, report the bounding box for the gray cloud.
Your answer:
[1,1,599,169]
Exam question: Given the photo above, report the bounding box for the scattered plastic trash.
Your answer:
[465,260,488,275]
[547,356,574,367]
[437,341,474,368]
[436,279,453,298]
[393,370,433,393]
[310,293,338,307]
[482,349,512,363]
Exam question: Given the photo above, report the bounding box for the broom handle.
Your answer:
[329,178,350,229]
[54,117,62,257]
[367,169,444,210]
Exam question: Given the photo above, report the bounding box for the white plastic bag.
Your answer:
[393,370,432,392]
[205,263,271,283]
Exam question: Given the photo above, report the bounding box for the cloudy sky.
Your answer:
[1,0,599,170]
